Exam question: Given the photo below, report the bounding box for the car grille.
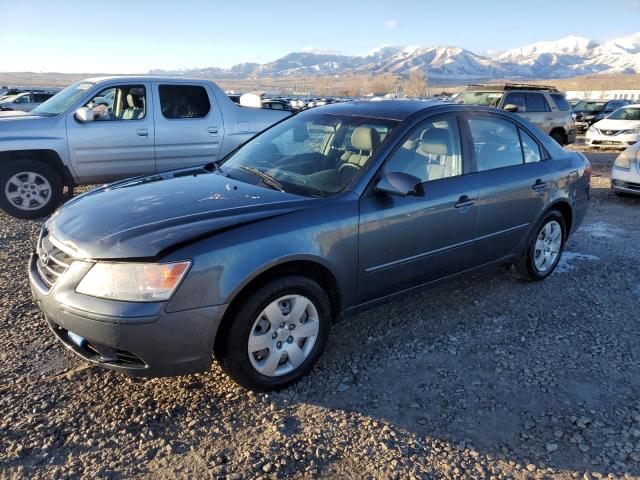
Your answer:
[36,233,75,289]
[597,129,622,136]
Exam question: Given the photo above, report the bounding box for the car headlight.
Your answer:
[620,127,640,135]
[614,149,636,169]
[76,261,191,302]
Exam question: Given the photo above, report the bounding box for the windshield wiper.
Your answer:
[238,166,285,193]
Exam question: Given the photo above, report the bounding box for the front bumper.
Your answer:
[611,165,640,195]
[29,253,228,377]
[585,131,639,149]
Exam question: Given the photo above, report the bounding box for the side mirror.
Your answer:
[74,107,94,123]
[503,104,519,113]
[375,172,423,197]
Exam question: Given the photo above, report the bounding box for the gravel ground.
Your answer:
[1,146,639,479]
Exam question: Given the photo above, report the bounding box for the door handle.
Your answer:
[454,195,476,209]
[207,127,219,135]
[531,179,547,191]
[136,128,149,137]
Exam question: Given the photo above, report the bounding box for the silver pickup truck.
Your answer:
[0,76,291,218]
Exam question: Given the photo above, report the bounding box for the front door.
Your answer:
[358,114,479,303]
[152,83,224,173]
[463,114,552,263]
[66,83,155,183]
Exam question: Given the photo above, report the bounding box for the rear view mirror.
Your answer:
[503,104,519,113]
[74,107,94,122]
[375,172,423,197]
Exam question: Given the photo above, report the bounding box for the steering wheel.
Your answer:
[338,162,361,175]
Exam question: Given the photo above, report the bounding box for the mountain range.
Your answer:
[151,33,640,81]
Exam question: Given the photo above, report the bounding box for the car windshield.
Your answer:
[573,101,605,112]
[606,107,640,121]
[219,113,397,197]
[31,81,94,116]
[454,91,504,107]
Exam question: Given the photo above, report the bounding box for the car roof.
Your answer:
[83,75,213,84]
[307,99,445,121]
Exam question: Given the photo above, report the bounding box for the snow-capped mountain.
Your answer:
[150,33,640,80]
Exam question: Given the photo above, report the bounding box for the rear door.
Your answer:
[358,114,480,303]
[66,83,155,182]
[463,114,552,264]
[153,82,224,172]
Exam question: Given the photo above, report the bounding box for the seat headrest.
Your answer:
[126,93,135,108]
[351,126,380,152]
[418,128,451,156]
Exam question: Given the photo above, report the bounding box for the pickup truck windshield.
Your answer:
[220,113,397,198]
[31,81,94,116]
[455,91,504,107]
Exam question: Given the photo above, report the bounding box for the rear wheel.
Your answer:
[0,160,63,219]
[515,210,566,281]
[215,276,331,391]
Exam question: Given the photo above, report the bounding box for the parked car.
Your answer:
[572,99,633,131]
[454,84,576,145]
[0,91,55,112]
[261,99,292,111]
[29,100,591,391]
[586,104,640,149]
[0,76,291,219]
[611,142,640,195]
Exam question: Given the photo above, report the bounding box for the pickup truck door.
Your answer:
[152,82,224,172]
[65,83,155,183]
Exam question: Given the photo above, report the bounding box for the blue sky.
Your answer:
[1,0,639,73]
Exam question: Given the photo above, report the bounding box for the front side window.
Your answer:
[159,85,211,119]
[220,113,396,197]
[14,94,32,103]
[503,92,526,111]
[454,91,504,107]
[382,116,463,182]
[526,93,550,112]
[468,116,523,171]
[84,85,146,121]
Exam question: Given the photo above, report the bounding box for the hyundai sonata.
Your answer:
[29,101,591,391]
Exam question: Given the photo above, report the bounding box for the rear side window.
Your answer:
[159,85,211,119]
[467,116,523,171]
[519,129,542,163]
[526,93,550,112]
[550,94,570,111]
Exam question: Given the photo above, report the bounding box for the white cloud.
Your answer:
[385,20,399,29]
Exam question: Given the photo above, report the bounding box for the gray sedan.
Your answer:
[29,101,591,391]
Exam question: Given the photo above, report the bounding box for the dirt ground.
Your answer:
[0,144,639,479]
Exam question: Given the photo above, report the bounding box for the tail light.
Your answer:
[585,163,592,185]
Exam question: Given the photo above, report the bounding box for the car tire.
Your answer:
[0,160,63,219]
[215,276,331,391]
[550,131,565,145]
[514,210,566,282]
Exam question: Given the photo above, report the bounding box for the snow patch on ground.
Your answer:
[555,251,601,273]
[580,222,626,239]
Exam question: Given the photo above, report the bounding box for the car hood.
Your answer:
[0,110,31,118]
[593,118,640,131]
[46,168,318,259]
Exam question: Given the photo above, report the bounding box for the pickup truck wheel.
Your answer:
[0,160,63,219]
[514,210,566,281]
[216,276,331,392]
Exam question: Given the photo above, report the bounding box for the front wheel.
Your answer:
[0,160,63,219]
[515,211,566,281]
[215,276,331,391]
[550,131,566,145]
